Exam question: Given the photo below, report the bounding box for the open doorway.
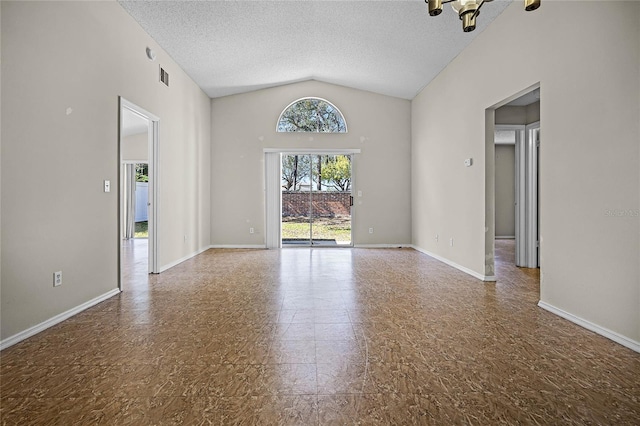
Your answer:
[122,162,149,239]
[492,86,540,270]
[281,154,353,246]
[119,98,159,290]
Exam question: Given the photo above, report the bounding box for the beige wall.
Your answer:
[412,1,639,343]
[1,1,211,340]
[122,132,148,162]
[526,101,540,125]
[0,3,3,312]
[495,145,515,238]
[211,80,411,246]
[495,101,540,125]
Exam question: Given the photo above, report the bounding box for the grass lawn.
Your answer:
[135,219,348,241]
[282,216,351,242]
[135,221,148,238]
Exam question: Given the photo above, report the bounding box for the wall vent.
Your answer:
[159,66,169,86]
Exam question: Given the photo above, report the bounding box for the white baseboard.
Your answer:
[538,301,640,353]
[495,236,515,239]
[0,288,121,351]
[159,246,213,272]
[354,244,412,248]
[209,244,266,249]
[411,245,496,282]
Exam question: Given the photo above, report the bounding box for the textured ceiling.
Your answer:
[119,0,512,100]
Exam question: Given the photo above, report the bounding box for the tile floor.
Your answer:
[1,241,639,424]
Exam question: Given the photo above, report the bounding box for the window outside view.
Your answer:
[277,98,351,245]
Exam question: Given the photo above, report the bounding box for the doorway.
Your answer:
[122,162,149,239]
[119,98,159,289]
[281,154,353,246]
[491,86,540,270]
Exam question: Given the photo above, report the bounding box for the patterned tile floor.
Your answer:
[1,241,638,424]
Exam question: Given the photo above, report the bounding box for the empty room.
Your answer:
[1,0,638,424]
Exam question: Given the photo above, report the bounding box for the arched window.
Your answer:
[276,97,347,133]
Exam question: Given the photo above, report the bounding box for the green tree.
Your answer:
[282,155,310,190]
[315,155,322,191]
[135,164,148,182]
[321,155,351,191]
[277,98,346,133]
[278,99,347,191]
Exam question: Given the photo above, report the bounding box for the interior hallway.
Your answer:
[1,242,638,424]
[121,238,150,289]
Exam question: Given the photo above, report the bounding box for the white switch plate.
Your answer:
[358,191,362,197]
[104,180,111,192]
[464,158,473,167]
[369,228,374,234]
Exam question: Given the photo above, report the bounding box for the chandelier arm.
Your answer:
[470,0,486,20]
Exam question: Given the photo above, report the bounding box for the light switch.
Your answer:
[104,180,111,193]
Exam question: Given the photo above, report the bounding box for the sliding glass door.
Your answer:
[281,154,352,246]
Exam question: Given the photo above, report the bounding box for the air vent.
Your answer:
[159,66,169,87]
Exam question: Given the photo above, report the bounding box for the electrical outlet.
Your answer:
[435,234,439,243]
[53,271,62,287]
[449,238,454,247]
[369,227,374,234]
[250,227,255,234]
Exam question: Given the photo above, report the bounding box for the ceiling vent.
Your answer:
[159,66,169,87]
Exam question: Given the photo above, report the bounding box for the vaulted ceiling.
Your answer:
[119,0,511,100]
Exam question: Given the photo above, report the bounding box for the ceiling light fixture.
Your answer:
[427,0,541,33]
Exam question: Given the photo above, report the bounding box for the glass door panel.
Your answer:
[281,154,352,246]
[282,154,312,245]
[311,155,352,246]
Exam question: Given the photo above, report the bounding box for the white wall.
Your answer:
[122,132,148,162]
[412,1,639,344]
[1,2,211,341]
[135,182,149,223]
[211,80,411,247]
